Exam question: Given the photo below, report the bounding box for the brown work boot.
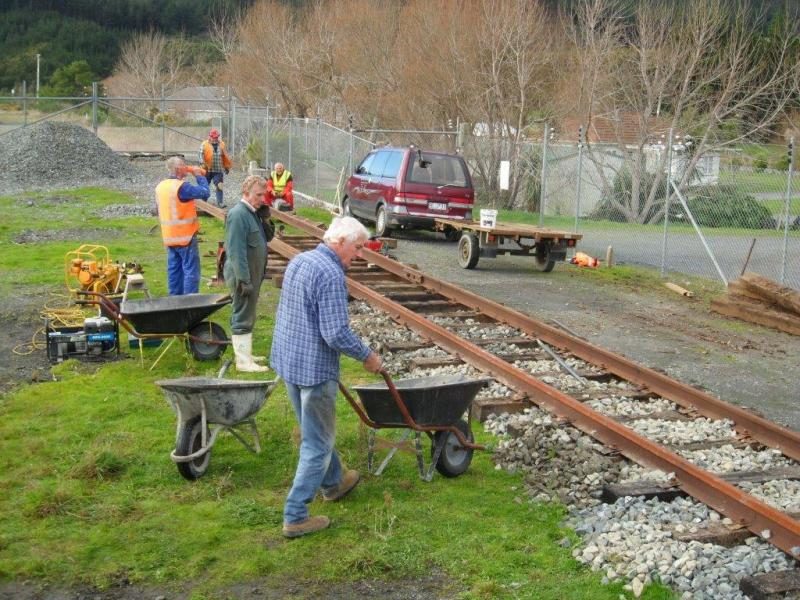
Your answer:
[322,469,360,502]
[282,515,330,539]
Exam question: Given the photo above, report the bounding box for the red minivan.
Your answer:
[342,146,474,239]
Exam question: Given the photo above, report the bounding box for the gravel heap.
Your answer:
[0,122,147,194]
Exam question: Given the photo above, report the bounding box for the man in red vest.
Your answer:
[155,157,210,295]
[265,162,294,211]
[200,129,232,208]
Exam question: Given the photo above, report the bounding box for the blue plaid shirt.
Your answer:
[270,243,371,386]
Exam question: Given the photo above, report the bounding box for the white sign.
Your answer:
[499,160,510,190]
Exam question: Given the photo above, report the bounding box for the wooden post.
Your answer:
[605,245,614,267]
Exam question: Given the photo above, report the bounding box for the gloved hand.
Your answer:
[224,168,230,175]
[237,280,253,297]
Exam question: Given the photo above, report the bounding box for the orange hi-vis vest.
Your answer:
[201,140,232,171]
[156,179,199,247]
[271,169,291,195]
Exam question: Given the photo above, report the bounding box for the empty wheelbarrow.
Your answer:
[77,290,231,364]
[341,371,491,481]
[156,366,280,480]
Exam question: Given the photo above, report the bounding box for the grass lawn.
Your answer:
[0,189,674,599]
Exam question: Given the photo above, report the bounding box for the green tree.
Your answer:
[41,60,96,97]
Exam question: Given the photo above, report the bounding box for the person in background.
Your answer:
[265,162,294,211]
[200,128,232,208]
[223,175,270,373]
[271,216,383,538]
[155,156,209,295]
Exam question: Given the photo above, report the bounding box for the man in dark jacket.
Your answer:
[223,175,270,372]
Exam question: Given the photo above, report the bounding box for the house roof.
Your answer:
[561,114,681,146]
[166,86,227,101]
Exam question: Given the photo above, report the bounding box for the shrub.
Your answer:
[753,157,768,172]
[686,186,773,229]
[590,168,667,223]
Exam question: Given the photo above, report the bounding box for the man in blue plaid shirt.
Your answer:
[271,216,382,538]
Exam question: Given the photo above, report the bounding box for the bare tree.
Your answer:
[108,31,190,104]
[571,0,800,224]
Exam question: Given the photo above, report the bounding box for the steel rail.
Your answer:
[266,222,800,557]
[269,210,800,463]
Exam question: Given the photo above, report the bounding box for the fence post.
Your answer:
[264,100,270,169]
[160,84,166,154]
[22,81,27,126]
[348,115,354,174]
[227,86,233,151]
[660,128,674,278]
[91,82,99,136]
[539,123,550,226]
[288,114,293,172]
[574,125,584,232]
[781,136,795,285]
[230,96,237,155]
[315,111,321,200]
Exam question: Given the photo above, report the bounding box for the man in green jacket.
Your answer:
[223,175,270,372]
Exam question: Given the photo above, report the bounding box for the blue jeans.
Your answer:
[284,380,343,524]
[166,236,200,295]
[208,172,224,206]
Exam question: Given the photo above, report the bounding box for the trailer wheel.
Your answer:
[533,245,556,272]
[458,233,480,269]
[375,205,392,237]
[444,227,461,242]
[433,419,474,477]
[175,416,211,480]
[187,321,228,361]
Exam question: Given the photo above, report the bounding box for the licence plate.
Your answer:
[429,202,447,211]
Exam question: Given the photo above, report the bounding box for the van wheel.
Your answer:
[375,205,392,237]
[341,197,352,217]
[458,233,479,269]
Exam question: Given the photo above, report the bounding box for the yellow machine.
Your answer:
[65,244,142,297]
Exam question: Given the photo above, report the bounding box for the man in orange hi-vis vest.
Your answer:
[155,157,210,295]
[200,128,232,208]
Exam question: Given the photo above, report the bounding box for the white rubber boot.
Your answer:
[232,333,270,372]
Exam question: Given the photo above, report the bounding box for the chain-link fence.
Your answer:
[1,89,797,289]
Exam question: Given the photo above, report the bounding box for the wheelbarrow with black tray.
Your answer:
[76,290,232,367]
[156,361,280,480]
[341,371,491,481]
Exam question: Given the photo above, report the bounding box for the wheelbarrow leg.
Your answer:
[426,434,449,482]
[373,429,412,476]
[226,418,262,454]
[367,428,375,474]
[149,336,178,371]
[414,432,427,479]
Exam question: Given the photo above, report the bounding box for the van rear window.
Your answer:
[406,154,469,187]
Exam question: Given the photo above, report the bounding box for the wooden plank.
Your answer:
[435,218,582,240]
[616,409,690,423]
[740,570,800,600]
[400,300,463,312]
[739,272,800,317]
[711,297,800,336]
[674,511,800,547]
[472,397,530,422]
[602,467,800,503]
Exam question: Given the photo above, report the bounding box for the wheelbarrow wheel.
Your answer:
[433,419,474,478]
[175,416,211,480]
[187,321,228,361]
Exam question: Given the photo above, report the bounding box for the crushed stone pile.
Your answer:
[0,121,148,194]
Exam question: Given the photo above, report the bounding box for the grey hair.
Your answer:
[323,216,370,245]
[166,156,185,174]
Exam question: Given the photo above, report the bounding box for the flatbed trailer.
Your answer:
[434,218,583,272]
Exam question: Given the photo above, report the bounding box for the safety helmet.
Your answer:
[209,128,220,140]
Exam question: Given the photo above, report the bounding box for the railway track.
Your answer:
[201,203,800,594]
